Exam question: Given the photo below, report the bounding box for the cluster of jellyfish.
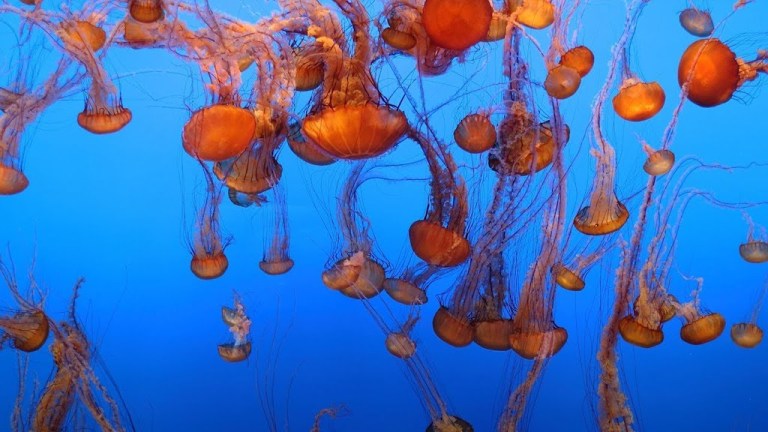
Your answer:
[1,0,768,429]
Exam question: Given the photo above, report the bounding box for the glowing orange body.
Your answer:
[678,39,740,107]
[422,0,492,51]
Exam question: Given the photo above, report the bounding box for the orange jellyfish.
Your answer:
[511,0,555,30]
[219,294,252,362]
[421,0,492,51]
[129,0,164,24]
[677,279,725,345]
[300,0,408,159]
[0,257,50,353]
[382,263,436,305]
[408,131,471,267]
[31,279,127,431]
[731,280,766,348]
[320,163,386,300]
[189,172,229,280]
[213,140,282,196]
[259,185,294,276]
[286,121,336,165]
[183,104,256,161]
[453,112,496,154]
[471,256,513,351]
[738,213,768,263]
[642,143,675,176]
[678,38,767,107]
[384,313,418,359]
[542,7,591,99]
[553,236,612,292]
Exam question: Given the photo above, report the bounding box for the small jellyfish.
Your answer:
[642,146,675,176]
[679,8,714,37]
[551,263,585,291]
[213,145,282,196]
[183,104,257,161]
[421,0,492,50]
[1,310,50,352]
[259,186,294,276]
[612,78,666,121]
[381,27,417,51]
[573,195,629,236]
[218,294,252,362]
[618,314,663,348]
[129,0,164,24]
[337,255,386,299]
[544,65,582,99]
[512,0,555,29]
[58,21,106,53]
[382,263,433,305]
[0,162,29,196]
[426,415,474,431]
[738,214,768,263]
[189,176,229,280]
[294,44,325,92]
[560,45,595,77]
[731,323,763,348]
[453,113,496,154]
[385,314,418,359]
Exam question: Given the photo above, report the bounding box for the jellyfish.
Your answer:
[678,38,767,107]
[183,105,257,161]
[31,279,128,432]
[642,143,675,177]
[453,112,496,154]
[738,213,768,263]
[259,185,294,276]
[730,280,766,348]
[218,294,252,362]
[421,0,492,51]
[189,170,230,280]
[129,0,164,24]
[511,0,555,29]
[213,139,283,196]
[382,262,436,305]
[384,313,418,359]
[471,253,513,352]
[553,236,612,292]
[0,256,50,353]
[542,6,589,100]
[320,162,386,300]
[300,0,408,159]
[677,278,725,345]
[679,7,714,38]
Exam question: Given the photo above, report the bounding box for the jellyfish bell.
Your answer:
[301,103,408,160]
[182,104,257,161]
[59,21,107,52]
[381,27,417,51]
[122,18,161,48]
[190,251,228,280]
[544,65,582,99]
[678,39,740,108]
[218,341,251,362]
[454,113,496,154]
[618,315,663,348]
[680,312,725,345]
[679,8,714,37]
[490,119,570,176]
[573,200,629,236]
[383,278,428,305]
[294,47,324,92]
[213,150,282,195]
[77,100,133,134]
[730,323,763,348]
[409,220,471,267]
[560,45,595,77]
[739,241,768,263]
[321,252,365,290]
[612,79,665,121]
[385,332,417,359]
[0,163,29,195]
[421,0,492,51]
[508,326,567,359]
[426,415,474,432]
[551,264,585,291]
[432,306,473,347]
[259,258,294,276]
[287,122,336,166]
[338,258,385,299]
[643,149,675,176]
[129,0,164,23]
[1,310,50,352]
[473,319,512,351]
[221,306,240,327]
[512,0,555,29]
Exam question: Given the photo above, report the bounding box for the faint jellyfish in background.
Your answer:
[189,171,230,280]
[679,7,714,38]
[677,276,725,345]
[213,137,283,200]
[310,406,351,432]
[738,212,768,263]
[31,279,128,432]
[641,142,675,177]
[408,130,471,268]
[553,236,613,292]
[0,256,49,353]
[731,279,767,348]
[259,185,294,276]
[320,162,386,300]
[382,262,435,306]
[678,38,767,108]
[300,0,408,159]
[384,312,418,359]
[219,293,252,362]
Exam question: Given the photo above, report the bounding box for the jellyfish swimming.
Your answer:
[218,294,252,362]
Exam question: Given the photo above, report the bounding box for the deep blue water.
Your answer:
[1,0,767,431]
